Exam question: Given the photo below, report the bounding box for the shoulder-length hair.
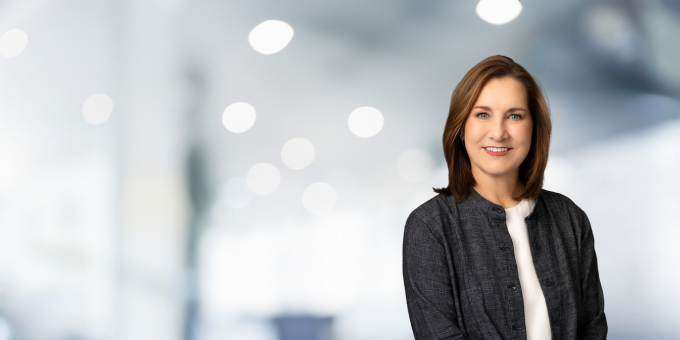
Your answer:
[433,55,552,202]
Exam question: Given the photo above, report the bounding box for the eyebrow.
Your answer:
[473,106,528,113]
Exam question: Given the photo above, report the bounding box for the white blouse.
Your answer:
[505,197,552,340]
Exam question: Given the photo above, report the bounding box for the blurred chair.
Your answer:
[272,315,334,340]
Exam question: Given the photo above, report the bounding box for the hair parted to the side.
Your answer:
[433,55,552,202]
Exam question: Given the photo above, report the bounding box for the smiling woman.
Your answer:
[403,55,607,340]
[462,76,534,208]
[434,55,551,205]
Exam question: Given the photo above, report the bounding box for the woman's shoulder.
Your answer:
[539,188,587,215]
[409,193,450,216]
[406,193,458,230]
[539,188,592,234]
[404,193,453,239]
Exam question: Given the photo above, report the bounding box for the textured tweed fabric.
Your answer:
[402,187,607,340]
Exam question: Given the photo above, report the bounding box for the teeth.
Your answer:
[485,147,509,152]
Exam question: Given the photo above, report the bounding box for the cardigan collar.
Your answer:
[466,186,543,221]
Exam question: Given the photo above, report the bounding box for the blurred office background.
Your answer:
[0,0,679,339]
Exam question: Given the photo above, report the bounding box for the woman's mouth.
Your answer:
[483,147,511,156]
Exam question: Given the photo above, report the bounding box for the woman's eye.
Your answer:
[509,114,521,120]
[476,112,489,118]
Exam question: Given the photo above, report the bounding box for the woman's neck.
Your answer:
[472,180,525,209]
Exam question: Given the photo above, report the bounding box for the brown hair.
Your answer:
[433,55,552,202]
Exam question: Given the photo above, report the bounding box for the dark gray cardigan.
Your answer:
[402,187,607,340]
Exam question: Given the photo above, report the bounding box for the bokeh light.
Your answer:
[248,20,294,55]
[247,163,281,195]
[302,182,337,214]
[222,102,256,133]
[398,148,432,183]
[82,93,113,125]
[476,0,523,25]
[0,29,28,58]
[281,138,315,170]
[348,106,384,138]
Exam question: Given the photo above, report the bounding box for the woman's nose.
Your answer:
[491,119,508,140]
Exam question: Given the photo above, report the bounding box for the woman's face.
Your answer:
[462,76,533,184]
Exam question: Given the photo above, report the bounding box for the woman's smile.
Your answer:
[463,76,532,178]
[483,147,512,156]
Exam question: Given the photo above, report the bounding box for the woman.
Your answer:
[402,55,607,340]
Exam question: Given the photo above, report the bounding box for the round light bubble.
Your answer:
[281,138,315,170]
[0,29,28,58]
[222,102,256,133]
[247,163,281,195]
[248,20,294,55]
[398,148,433,183]
[82,93,113,125]
[302,182,337,214]
[348,106,384,138]
[217,177,254,209]
[476,0,523,25]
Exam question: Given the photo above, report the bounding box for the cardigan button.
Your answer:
[512,325,523,330]
[507,284,517,290]
[544,279,554,286]
[499,246,510,251]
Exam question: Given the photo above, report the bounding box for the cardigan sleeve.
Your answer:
[576,208,608,340]
[402,210,467,340]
